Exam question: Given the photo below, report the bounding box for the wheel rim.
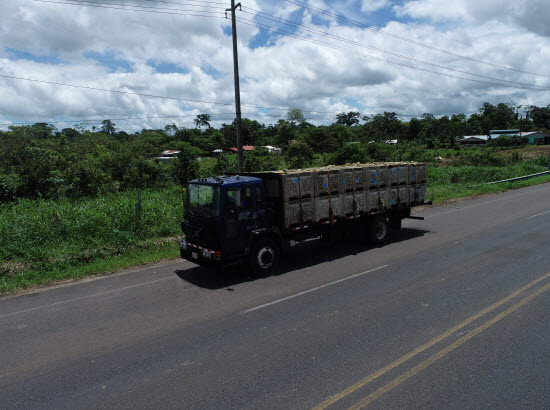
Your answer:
[257,246,274,269]
[375,221,387,240]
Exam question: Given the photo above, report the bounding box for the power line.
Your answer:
[0,111,340,127]
[0,73,339,114]
[281,0,547,79]
[64,0,224,12]
[237,18,550,91]
[31,0,550,90]
[30,0,227,18]
[240,8,548,89]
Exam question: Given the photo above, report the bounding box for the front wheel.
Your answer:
[367,216,390,244]
[249,238,280,275]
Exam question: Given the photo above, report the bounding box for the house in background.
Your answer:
[156,150,181,163]
[229,146,255,153]
[520,131,550,145]
[458,135,489,146]
[262,145,282,154]
[489,129,520,139]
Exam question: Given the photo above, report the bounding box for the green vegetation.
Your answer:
[1,102,549,293]
[0,187,182,292]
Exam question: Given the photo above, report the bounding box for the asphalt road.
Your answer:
[1,183,550,409]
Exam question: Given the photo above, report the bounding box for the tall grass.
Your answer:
[427,158,549,204]
[428,159,547,185]
[0,186,183,291]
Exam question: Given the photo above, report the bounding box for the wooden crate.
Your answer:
[314,169,341,196]
[409,185,417,204]
[352,166,366,190]
[315,195,342,221]
[341,169,354,193]
[416,163,427,183]
[390,187,399,207]
[283,198,314,227]
[379,187,390,209]
[367,190,379,212]
[399,186,410,206]
[280,171,313,201]
[377,164,390,187]
[342,191,366,215]
[388,163,400,185]
[367,166,380,188]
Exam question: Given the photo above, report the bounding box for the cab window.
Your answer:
[226,187,252,211]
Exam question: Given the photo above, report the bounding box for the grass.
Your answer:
[427,174,550,205]
[0,186,183,293]
[426,158,549,204]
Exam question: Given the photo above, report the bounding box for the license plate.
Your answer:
[192,252,198,260]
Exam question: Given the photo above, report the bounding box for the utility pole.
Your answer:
[510,99,523,131]
[226,0,243,173]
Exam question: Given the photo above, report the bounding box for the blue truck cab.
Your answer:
[179,176,282,273]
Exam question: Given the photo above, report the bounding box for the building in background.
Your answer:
[458,135,489,146]
[156,150,181,163]
[489,129,520,139]
[520,131,550,145]
[229,146,255,153]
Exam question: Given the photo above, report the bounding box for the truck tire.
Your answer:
[249,238,280,275]
[368,216,390,244]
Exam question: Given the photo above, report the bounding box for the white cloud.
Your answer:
[361,0,390,13]
[1,0,549,131]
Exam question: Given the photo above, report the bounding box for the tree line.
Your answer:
[1,102,549,202]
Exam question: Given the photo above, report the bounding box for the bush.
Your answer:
[244,148,284,172]
[213,153,237,175]
[333,143,370,165]
[171,152,200,186]
[0,174,23,202]
[452,149,509,166]
[285,142,314,169]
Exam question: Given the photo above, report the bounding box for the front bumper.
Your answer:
[178,237,222,266]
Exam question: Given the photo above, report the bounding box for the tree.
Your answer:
[101,120,116,135]
[333,143,368,165]
[364,112,402,141]
[194,114,211,129]
[527,105,550,130]
[164,124,178,136]
[287,108,305,124]
[214,153,236,175]
[303,126,339,153]
[285,141,314,169]
[171,145,201,186]
[335,111,361,127]
[32,123,56,139]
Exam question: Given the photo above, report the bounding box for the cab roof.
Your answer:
[189,175,262,187]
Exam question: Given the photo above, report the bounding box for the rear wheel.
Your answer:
[368,216,390,243]
[249,238,280,275]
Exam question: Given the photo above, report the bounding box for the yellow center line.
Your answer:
[313,271,550,410]
[349,281,550,409]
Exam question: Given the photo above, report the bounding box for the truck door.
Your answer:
[224,186,256,256]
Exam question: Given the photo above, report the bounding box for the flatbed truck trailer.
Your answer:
[178,163,427,274]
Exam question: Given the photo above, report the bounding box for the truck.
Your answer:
[178,162,427,274]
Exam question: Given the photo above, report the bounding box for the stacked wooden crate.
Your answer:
[249,162,427,229]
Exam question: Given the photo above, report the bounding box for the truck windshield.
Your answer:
[185,184,220,217]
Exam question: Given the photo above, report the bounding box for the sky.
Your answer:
[1,0,550,131]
